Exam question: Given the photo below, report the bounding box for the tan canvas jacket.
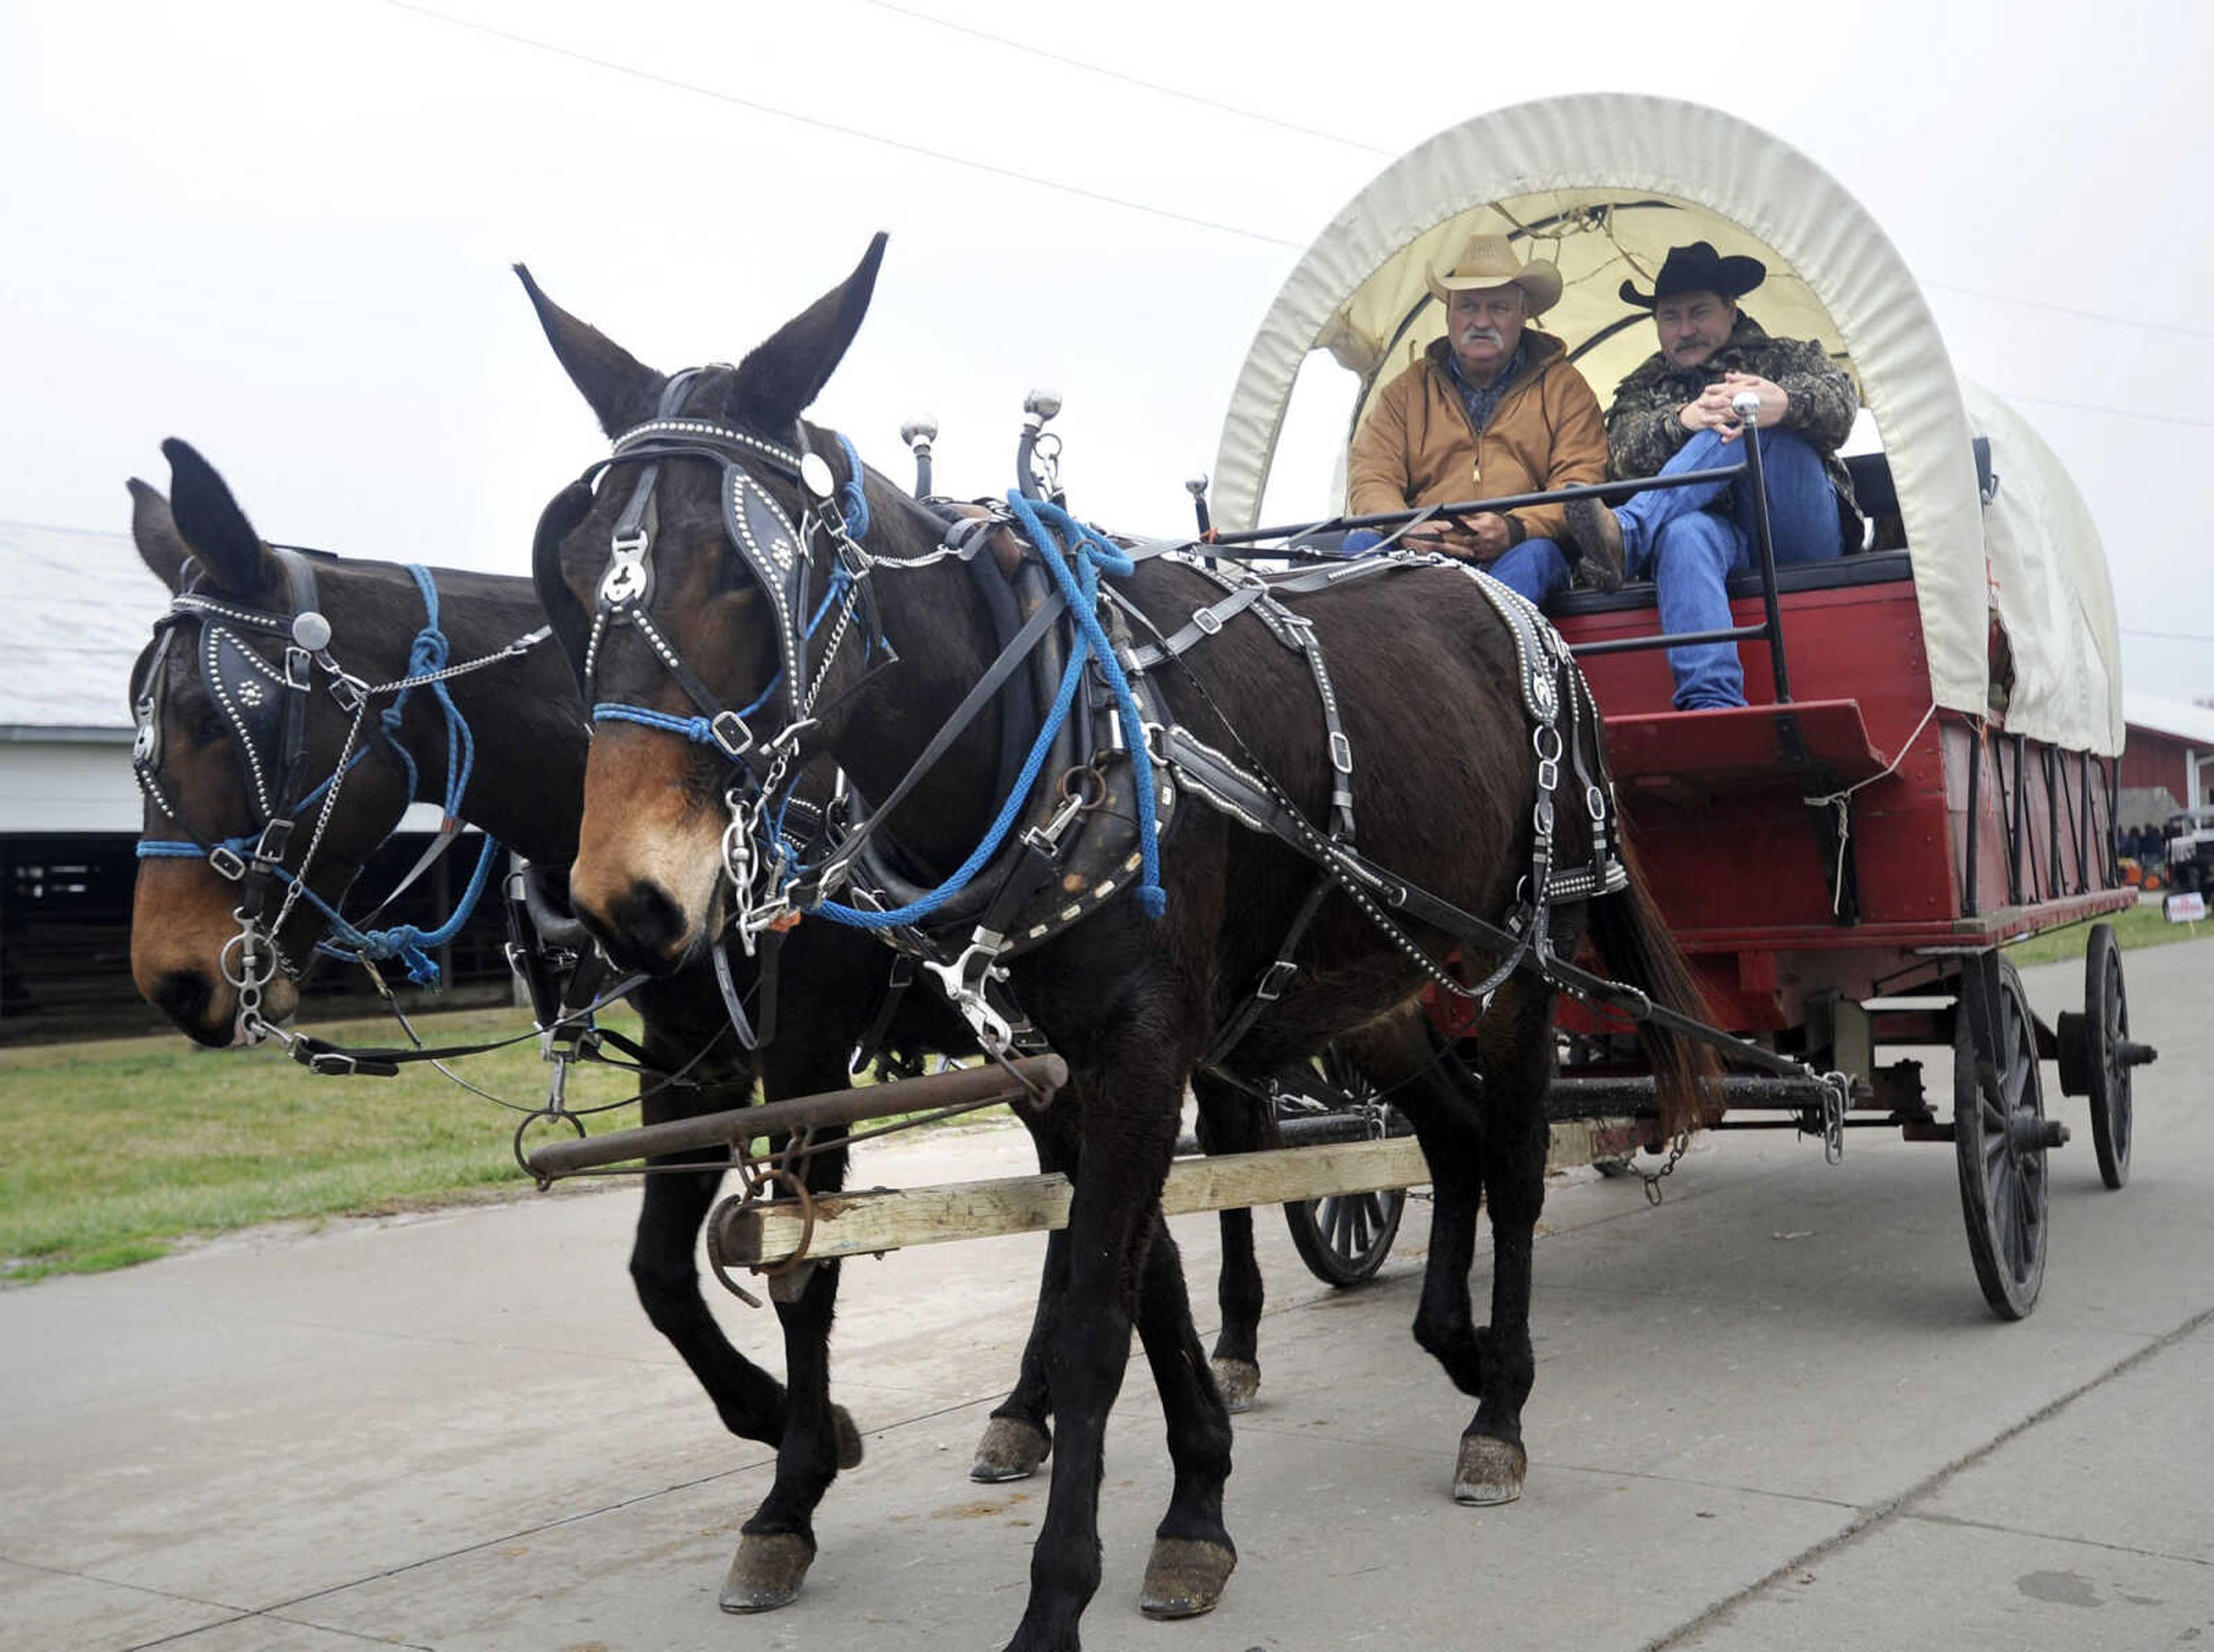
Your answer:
[1347,330,1608,554]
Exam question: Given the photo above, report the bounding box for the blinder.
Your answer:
[133,546,350,866]
[531,480,598,694]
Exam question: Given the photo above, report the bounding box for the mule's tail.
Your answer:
[1583,837,1721,1140]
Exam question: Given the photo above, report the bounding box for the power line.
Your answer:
[1926,281,2214,345]
[378,0,1304,250]
[860,1,1396,159]
[1991,389,2214,429]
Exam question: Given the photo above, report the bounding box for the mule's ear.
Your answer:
[127,478,197,593]
[161,438,272,594]
[514,263,664,437]
[733,232,887,432]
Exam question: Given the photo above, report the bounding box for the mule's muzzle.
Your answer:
[152,969,229,1047]
[581,878,698,977]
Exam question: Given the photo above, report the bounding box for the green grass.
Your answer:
[0,1001,1006,1284]
[2001,899,2204,967]
[0,1004,655,1281]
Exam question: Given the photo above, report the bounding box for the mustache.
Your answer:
[1459,327,1504,345]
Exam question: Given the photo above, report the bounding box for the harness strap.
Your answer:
[804,585,1071,904]
[849,952,918,1074]
[1197,871,1335,1073]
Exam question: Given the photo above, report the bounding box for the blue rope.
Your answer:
[138,836,247,859]
[814,628,1090,930]
[305,832,503,986]
[1003,493,1165,918]
[834,433,871,535]
[811,490,1166,930]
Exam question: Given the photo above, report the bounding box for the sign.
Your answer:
[2166,891,2207,923]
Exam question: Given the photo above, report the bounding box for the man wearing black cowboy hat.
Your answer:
[1564,241,1860,710]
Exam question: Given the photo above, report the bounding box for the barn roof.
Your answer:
[0,521,168,737]
[2123,692,2214,748]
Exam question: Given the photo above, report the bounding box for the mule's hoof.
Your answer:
[1140,1537,1236,1619]
[1453,1434,1527,1506]
[1210,1356,1261,1415]
[831,1403,865,1472]
[719,1530,815,1613]
[969,1415,1050,1483]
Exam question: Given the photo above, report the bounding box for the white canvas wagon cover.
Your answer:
[1213,94,2122,756]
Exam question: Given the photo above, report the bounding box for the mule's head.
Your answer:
[127,441,417,1043]
[521,237,886,975]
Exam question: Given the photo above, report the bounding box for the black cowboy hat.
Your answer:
[1619,241,1767,309]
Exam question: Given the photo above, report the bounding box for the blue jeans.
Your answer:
[1614,427,1843,710]
[1343,531,1569,608]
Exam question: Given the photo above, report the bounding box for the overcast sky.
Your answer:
[5,0,2208,703]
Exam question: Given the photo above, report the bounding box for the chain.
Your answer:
[1637,1132,1690,1205]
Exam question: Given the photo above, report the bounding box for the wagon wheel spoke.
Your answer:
[1955,957,2050,1318]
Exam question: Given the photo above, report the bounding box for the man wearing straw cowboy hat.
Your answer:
[1346,232,1616,602]
[1564,240,1860,710]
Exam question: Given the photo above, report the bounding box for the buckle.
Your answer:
[1328,731,1353,775]
[255,819,294,865]
[208,845,247,881]
[306,1049,360,1077]
[328,675,366,714]
[1256,958,1298,1002]
[284,646,312,689]
[709,711,754,759]
[1193,606,1224,635]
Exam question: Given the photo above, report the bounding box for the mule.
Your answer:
[121,438,1294,1613]
[523,238,1713,1652]
[123,439,932,1606]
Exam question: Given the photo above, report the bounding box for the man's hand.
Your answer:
[1405,512,1511,560]
[1720,371,1788,428]
[1461,511,1513,558]
[1680,374,1788,444]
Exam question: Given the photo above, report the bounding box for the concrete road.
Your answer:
[3,940,2210,1651]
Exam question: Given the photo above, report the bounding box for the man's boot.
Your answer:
[1564,497,1626,594]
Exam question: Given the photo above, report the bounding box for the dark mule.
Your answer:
[120,440,1282,1611]
[122,440,945,1608]
[524,240,1714,1652]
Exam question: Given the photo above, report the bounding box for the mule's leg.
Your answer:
[1399,1064,1490,1400]
[723,1129,864,1612]
[1131,1213,1238,1619]
[973,1106,1078,1483]
[1456,976,1557,1506]
[1007,1053,1219,1652]
[1193,1076,1269,1413]
[630,1148,790,1444]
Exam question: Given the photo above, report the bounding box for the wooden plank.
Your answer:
[716,1125,1613,1266]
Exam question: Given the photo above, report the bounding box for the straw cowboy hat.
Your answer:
[1425,233,1563,316]
[1620,240,1768,308]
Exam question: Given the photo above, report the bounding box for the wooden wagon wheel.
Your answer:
[1280,1048,1406,1288]
[1953,955,2051,1319]
[2081,923,2137,1190]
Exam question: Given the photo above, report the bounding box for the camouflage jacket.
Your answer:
[1603,311,1859,513]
